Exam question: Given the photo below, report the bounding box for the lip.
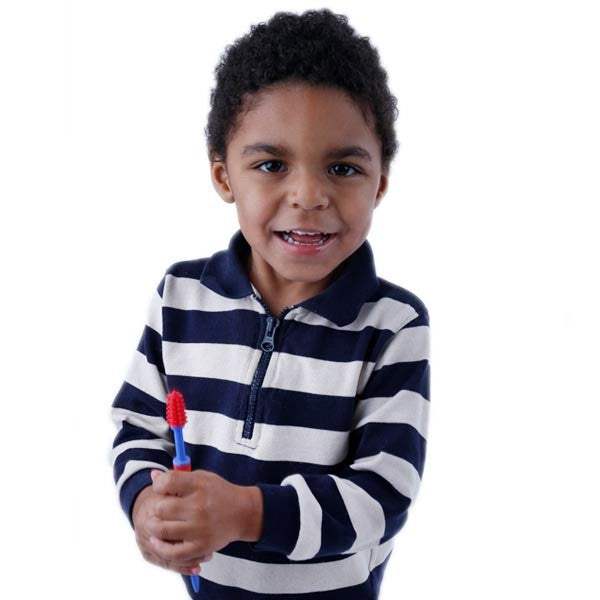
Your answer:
[274,231,338,256]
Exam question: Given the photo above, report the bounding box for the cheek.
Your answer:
[343,205,373,227]
[235,199,263,219]
[235,204,274,233]
[346,211,374,242]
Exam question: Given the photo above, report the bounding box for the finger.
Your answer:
[146,516,191,541]
[152,470,192,497]
[178,565,206,577]
[153,496,188,521]
[142,539,210,575]
[140,547,176,571]
[150,469,166,483]
[140,540,197,572]
[150,536,200,564]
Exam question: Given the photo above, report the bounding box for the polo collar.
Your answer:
[201,229,379,327]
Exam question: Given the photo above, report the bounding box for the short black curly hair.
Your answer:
[205,9,399,173]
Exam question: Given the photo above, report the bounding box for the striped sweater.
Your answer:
[111,228,430,598]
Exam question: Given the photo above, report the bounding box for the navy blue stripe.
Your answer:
[166,375,358,431]
[360,359,430,401]
[165,374,242,417]
[136,325,165,373]
[256,387,357,431]
[378,514,409,546]
[404,309,429,328]
[113,447,172,482]
[278,320,393,363]
[163,307,393,363]
[112,420,168,448]
[163,307,260,345]
[348,422,426,476]
[156,275,166,297]
[119,468,153,528]
[111,381,165,417]
[183,441,346,490]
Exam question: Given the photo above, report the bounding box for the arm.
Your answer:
[110,274,175,528]
[247,309,430,560]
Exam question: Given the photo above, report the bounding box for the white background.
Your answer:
[1,1,599,598]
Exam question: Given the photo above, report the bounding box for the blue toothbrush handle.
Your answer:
[170,426,200,593]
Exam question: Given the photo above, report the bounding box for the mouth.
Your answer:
[274,231,335,246]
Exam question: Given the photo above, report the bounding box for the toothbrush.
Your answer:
[166,389,200,594]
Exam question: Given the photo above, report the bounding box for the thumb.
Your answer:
[150,469,164,482]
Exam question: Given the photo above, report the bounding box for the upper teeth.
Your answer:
[287,230,326,235]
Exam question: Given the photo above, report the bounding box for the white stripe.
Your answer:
[350,451,422,501]
[263,353,368,397]
[110,407,171,439]
[369,537,395,570]
[377,325,430,367]
[110,438,174,465]
[182,410,349,466]
[291,297,418,331]
[124,350,167,402]
[146,288,163,335]
[353,297,419,331]
[353,389,430,439]
[115,460,168,496]
[197,541,394,594]
[163,340,371,397]
[331,475,386,555]
[162,341,260,384]
[281,474,323,561]
[164,274,257,313]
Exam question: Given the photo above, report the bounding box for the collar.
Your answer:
[200,229,379,327]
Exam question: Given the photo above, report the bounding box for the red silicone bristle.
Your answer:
[166,389,187,427]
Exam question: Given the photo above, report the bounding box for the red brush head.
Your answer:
[166,389,187,428]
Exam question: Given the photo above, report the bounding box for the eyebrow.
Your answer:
[241,142,372,162]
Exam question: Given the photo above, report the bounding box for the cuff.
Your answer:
[248,483,300,555]
[119,468,154,529]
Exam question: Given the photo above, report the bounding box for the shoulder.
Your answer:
[152,256,212,299]
[164,257,211,280]
[371,277,430,330]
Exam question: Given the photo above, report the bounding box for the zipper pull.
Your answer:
[260,316,279,352]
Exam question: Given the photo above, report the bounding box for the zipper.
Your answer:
[242,293,298,439]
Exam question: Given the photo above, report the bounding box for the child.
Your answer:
[111,9,430,599]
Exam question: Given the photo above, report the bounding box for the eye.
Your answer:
[256,160,286,173]
[330,163,360,176]
[255,161,361,176]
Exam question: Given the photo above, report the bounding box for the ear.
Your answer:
[210,157,235,204]
[374,170,389,209]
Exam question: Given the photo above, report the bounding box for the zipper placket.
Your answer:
[242,293,298,439]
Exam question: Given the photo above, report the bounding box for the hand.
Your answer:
[144,469,250,569]
[131,477,214,576]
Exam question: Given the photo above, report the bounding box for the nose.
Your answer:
[287,169,330,210]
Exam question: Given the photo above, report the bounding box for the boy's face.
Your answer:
[210,81,388,308]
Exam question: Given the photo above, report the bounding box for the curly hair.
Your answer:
[205,9,399,172]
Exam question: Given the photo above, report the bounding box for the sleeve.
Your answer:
[109,273,175,528]
[249,308,430,561]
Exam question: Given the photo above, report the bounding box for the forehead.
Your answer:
[230,83,379,154]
